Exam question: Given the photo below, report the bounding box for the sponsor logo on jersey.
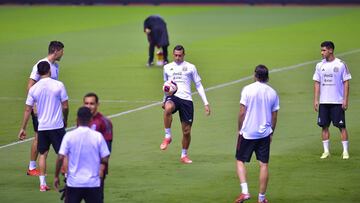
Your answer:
[333,67,339,72]
[182,66,188,71]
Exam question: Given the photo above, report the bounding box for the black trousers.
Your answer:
[149,43,168,64]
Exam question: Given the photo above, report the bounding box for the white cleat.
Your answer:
[320,151,330,159]
[342,151,349,160]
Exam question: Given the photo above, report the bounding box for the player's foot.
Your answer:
[160,137,172,150]
[180,156,193,164]
[146,62,154,67]
[320,151,330,159]
[258,198,268,203]
[39,185,50,192]
[234,193,250,203]
[342,151,349,160]
[27,168,40,176]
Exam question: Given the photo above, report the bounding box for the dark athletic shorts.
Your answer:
[318,104,346,128]
[38,128,65,154]
[31,110,38,132]
[236,134,271,163]
[66,187,102,203]
[165,95,194,124]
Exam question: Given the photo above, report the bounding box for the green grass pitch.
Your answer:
[0,5,359,203]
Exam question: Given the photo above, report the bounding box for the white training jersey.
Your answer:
[29,57,59,81]
[26,77,68,131]
[59,126,110,188]
[163,61,202,102]
[313,58,351,104]
[239,81,280,140]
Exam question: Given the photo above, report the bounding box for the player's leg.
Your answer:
[331,104,349,159]
[318,104,331,158]
[27,110,40,176]
[147,42,155,66]
[84,187,103,203]
[160,99,176,150]
[234,134,252,203]
[162,45,168,64]
[180,122,192,163]
[37,130,51,191]
[255,136,270,203]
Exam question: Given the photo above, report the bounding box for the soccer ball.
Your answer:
[163,80,177,96]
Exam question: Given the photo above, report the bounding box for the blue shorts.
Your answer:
[318,104,346,128]
[38,128,65,154]
[236,134,271,163]
[165,96,194,124]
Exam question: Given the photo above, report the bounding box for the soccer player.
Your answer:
[313,41,351,159]
[144,15,169,66]
[160,45,211,164]
[234,65,279,203]
[25,41,64,176]
[83,92,113,200]
[18,61,69,192]
[54,107,110,203]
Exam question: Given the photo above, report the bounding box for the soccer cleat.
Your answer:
[27,168,40,176]
[234,193,251,203]
[320,151,330,159]
[160,138,172,150]
[258,198,268,203]
[342,151,349,160]
[146,62,154,67]
[180,156,193,164]
[39,185,50,192]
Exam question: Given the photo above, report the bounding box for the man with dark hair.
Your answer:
[313,41,351,159]
[25,40,65,176]
[234,65,279,203]
[83,92,113,200]
[160,45,211,164]
[144,15,169,67]
[18,61,69,192]
[54,107,110,203]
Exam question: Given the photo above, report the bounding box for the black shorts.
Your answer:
[165,96,194,124]
[31,110,38,132]
[37,128,65,154]
[66,187,102,203]
[318,104,346,128]
[236,134,271,163]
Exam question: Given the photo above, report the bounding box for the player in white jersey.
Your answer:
[313,41,351,160]
[54,107,110,203]
[160,45,211,164]
[18,61,69,192]
[234,65,279,203]
[25,41,64,176]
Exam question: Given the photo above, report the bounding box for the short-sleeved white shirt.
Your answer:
[239,81,280,140]
[29,58,59,81]
[26,77,68,131]
[313,58,351,104]
[163,61,202,101]
[59,126,110,188]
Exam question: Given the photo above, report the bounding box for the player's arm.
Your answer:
[343,80,349,110]
[62,100,69,128]
[313,81,320,112]
[54,154,65,191]
[195,81,210,116]
[99,155,110,179]
[18,105,32,140]
[237,104,246,133]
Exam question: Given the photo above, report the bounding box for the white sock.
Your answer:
[342,141,349,153]
[39,175,46,186]
[181,149,187,158]
[240,182,249,194]
[165,128,172,139]
[29,161,37,170]
[322,140,329,153]
[258,193,266,202]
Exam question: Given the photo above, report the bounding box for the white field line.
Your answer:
[1,48,359,150]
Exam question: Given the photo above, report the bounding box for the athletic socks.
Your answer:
[322,140,330,153]
[165,128,171,139]
[342,141,349,153]
[258,193,266,202]
[181,149,188,158]
[240,182,249,194]
[39,175,46,186]
[29,161,37,170]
